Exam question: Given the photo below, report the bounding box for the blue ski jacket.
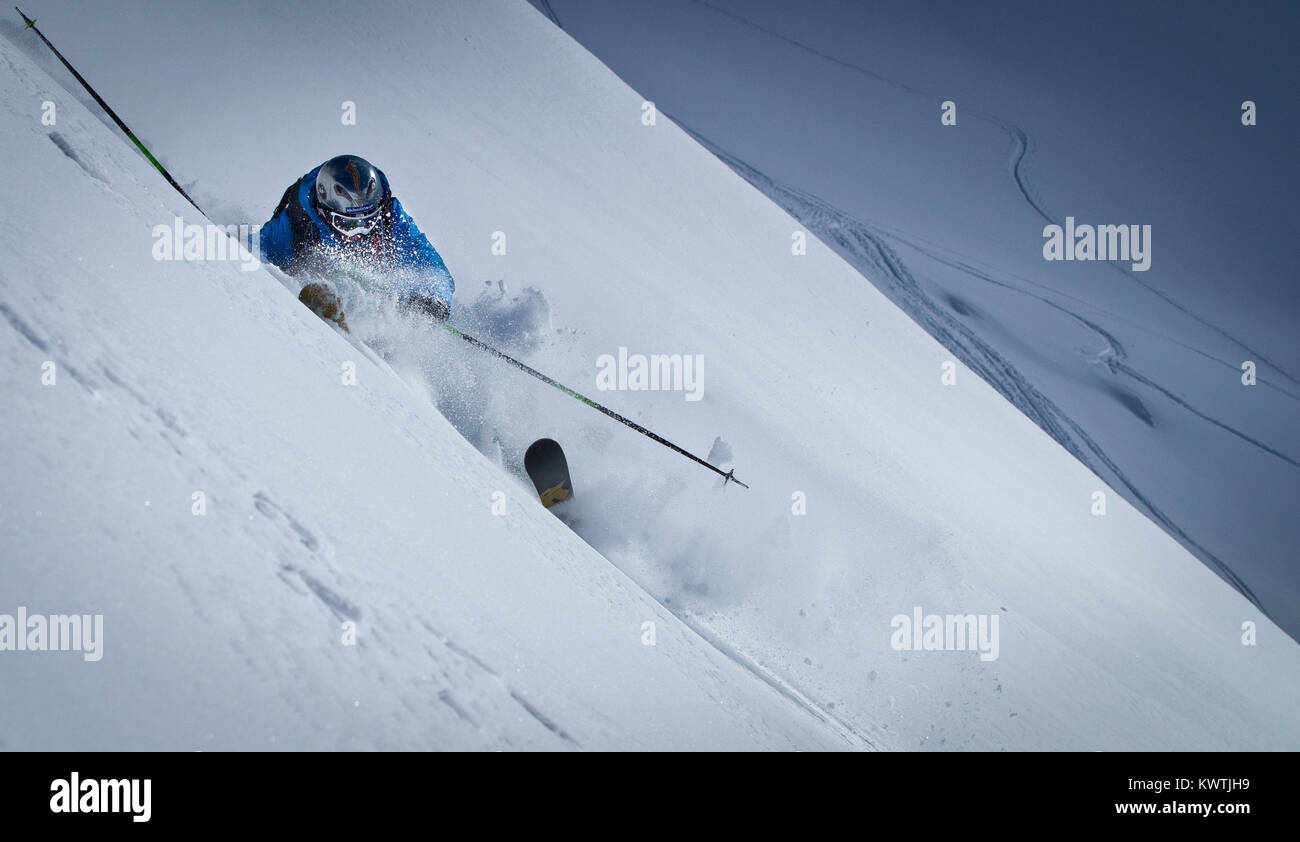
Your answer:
[259,164,455,311]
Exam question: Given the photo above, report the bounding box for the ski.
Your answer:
[524,438,573,509]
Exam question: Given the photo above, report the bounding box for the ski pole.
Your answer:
[15,7,204,215]
[13,7,742,488]
[441,323,748,488]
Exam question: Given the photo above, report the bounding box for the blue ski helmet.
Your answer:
[314,155,389,238]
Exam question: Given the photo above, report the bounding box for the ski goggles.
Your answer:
[327,206,383,238]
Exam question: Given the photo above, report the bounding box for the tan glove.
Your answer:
[298,282,349,332]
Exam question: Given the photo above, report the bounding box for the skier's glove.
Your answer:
[402,292,450,322]
[299,282,349,332]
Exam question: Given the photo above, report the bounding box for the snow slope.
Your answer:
[534,0,1300,639]
[0,31,852,751]
[2,0,1298,750]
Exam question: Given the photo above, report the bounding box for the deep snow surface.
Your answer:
[533,0,1300,639]
[1,0,1298,750]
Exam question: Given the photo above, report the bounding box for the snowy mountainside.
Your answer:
[0,36,854,750]
[531,0,1300,641]
[0,0,1297,750]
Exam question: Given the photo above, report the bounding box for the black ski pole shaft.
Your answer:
[441,323,748,489]
[15,7,204,215]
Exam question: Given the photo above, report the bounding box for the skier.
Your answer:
[259,154,455,328]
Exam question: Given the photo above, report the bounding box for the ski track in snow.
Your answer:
[676,138,1272,615]
[676,609,877,749]
[537,0,1296,627]
[8,0,1299,751]
[675,0,1300,389]
[339,280,876,749]
[0,277,832,750]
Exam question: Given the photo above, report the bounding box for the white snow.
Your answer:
[1,0,1297,750]
[536,0,1300,640]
